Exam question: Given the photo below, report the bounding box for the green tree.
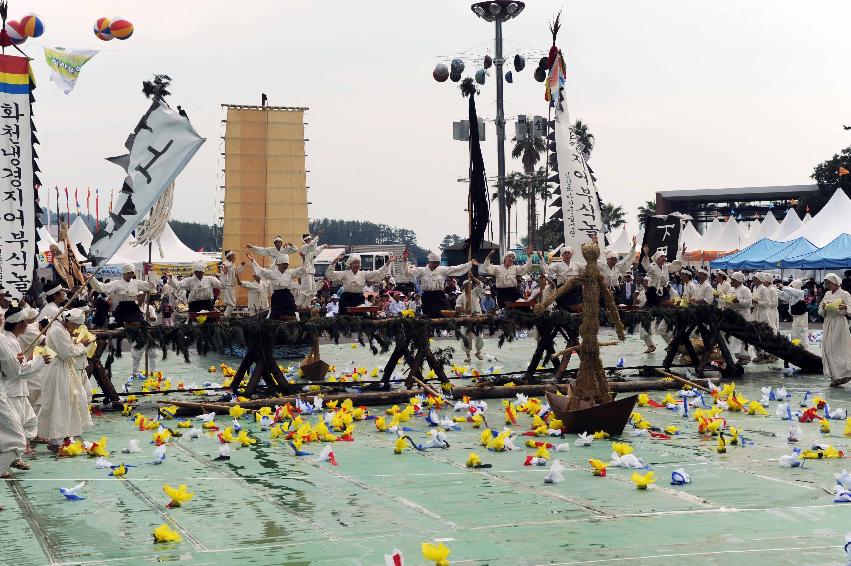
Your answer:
[637,200,657,228]
[170,220,217,251]
[308,218,429,259]
[808,145,851,215]
[600,202,626,231]
[439,234,464,250]
[571,119,595,159]
[512,134,546,247]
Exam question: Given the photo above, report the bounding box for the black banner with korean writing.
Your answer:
[639,215,681,269]
[0,54,40,299]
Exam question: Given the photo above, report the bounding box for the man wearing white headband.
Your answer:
[713,271,731,307]
[640,242,685,306]
[819,273,851,386]
[131,292,160,376]
[600,235,638,295]
[247,250,306,319]
[541,245,582,312]
[326,252,397,315]
[294,234,325,309]
[482,247,536,308]
[0,324,26,477]
[38,308,94,452]
[679,269,698,304]
[87,264,155,326]
[727,271,752,363]
[220,250,245,317]
[402,249,476,318]
[38,283,67,331]
[166,261,222,313]
[693,268,714,304]
[246,236,296,262]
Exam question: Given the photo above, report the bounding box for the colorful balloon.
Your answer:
[20,14,45,38]
[109,19,134,40]
[94,17,113,41]
[5,21,26,45]
[433,63,449,83]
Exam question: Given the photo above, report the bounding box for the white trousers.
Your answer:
[132,346,158,375]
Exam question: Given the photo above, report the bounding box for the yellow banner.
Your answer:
[148,262,218,278]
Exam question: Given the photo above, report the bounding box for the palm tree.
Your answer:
[512,135,546,247]
[571,119,594,160]
[499,172,529,248]
[637,200,657,228]
[600,202,626,231]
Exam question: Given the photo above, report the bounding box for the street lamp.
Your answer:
[470,1,525,256]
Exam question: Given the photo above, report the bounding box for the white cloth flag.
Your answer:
[88,103,205,265]
[43,47,98,95]
[0,54,37,298]
[553,65,603,251]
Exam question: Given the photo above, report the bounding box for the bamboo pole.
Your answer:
[654,368,714,393]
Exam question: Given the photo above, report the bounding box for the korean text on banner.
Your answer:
[0,55,37,298]
[43,47,98,95]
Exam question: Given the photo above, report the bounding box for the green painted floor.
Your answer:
[2,332,850,565]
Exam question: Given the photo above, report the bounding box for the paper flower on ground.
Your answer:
[670,468,691,485]
[589,459,607,477]
[421,542,451,566]
[788,424,802,443]
[215,443,231,461]
[631,471,656,489]
[110,464,131,476]
[836,469,851,490]
[316,445,338,465]
[833,485,851,503]
[153,524,182,543]
[544,459,565,484]
[384,548,404,566]
[779,449,804,468]
[59,482,86,501]
[163,484,194,508]
[466,452,491,469]
[150,445,167,465]
[575,432,593,447]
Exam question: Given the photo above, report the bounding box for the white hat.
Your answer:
[63,308,85,324]
[427,252,440,262]
[605,251,617,259]
[122,264,135,274]
[23,306,38,321]
[696,267,709,276]
[790,278,802,290]
[44,283,66,296]
[502,251,516,261]
[273,236,283,243]
[760,272,774,283]
[651,250,666,262]
[825,273,841,286]
[347,254,361,266]
[731,271,745,283]
[561,246,574,255]
[715,270,727,279]
[224,249,235,258]
[680,268,692,278]
[275,254,290,265]
[4,307,28,324]
[192,261,206,272]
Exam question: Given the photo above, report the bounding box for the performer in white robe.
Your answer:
[37,309,93,451]
[714,271,732,308]
[455,278,486,361]
[17,307,46,410]
[727,271,753,363]
[88,264,156,325]
[249,252,306,319]
[766,274,780,332]
[600,235,637,292]
[246,236,296,261]
[481,249,533,308]
[38,283,66,331]
[2,308,46,445]
[325,253,396,315]
[131,292,160,376]
[779,279,808,349]
[541,246,582,312]
[295,234,325,308]
[818,273,851,386]
[220,250,244,316]
[240,275,269,314]
[0,332,25,478]
[167,262,222,313]
[403,250,474,317]
[693,268,714,304]
[679,269,698,305]
[640,244,684,306]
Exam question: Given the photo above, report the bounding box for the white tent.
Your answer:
[607,227,632,254]
[700,217,746,252]
[699,218,723,246]
[771,208,803,241]
[36,226,58,253]
[109,223,208,264]
[759,211,780,240]
[67,216,94,253]
[780,189,851,247]
[680,221,703,249]
[802,212,813,224]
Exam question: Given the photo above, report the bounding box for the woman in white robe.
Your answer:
[818,273,851,387]
[0,328,25,478]
[37,309,94,450]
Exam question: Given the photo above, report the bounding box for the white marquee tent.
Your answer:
[771,208,804,242]
[780,189,851,247]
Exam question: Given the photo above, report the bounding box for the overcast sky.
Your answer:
[23,0,851,251]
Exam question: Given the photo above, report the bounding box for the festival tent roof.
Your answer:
[780,189,851,246]
[680,222,703,250]
[698,218,722,247]
[802,212,812,224]
[709,239,787,270]
[763,237,817,269]
[771,208,804,241]
[607,227,632,254]
[67,216,93,252]
[106,223,209,265]
[781,233,851,269]
[699,217,747,252]
[750,211,780,243]
[36,226,57,253]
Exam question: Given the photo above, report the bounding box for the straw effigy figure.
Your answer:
[535,241,625,411]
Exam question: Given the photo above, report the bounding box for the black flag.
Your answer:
[462,79,489,254]
[639,215,682,270]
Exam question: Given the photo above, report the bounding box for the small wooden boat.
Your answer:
[545,391,637,436]
[300,359,330,382]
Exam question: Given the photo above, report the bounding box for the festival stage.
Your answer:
[2,334,850,565]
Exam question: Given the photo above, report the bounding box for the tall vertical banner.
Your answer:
[0,55,40,299]
[549,50,604,251]
[639,215,682,268]
[88,102,205,265]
